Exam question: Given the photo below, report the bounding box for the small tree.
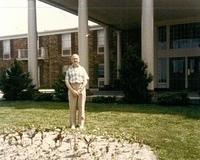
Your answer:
[120,46,152,103]
[0,60,35,100]
[52,73,68,101]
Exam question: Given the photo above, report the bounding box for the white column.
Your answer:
[104,26,110,86]
[28,0,38,88]
[116,31,122,79]
[78,0,89,76]
[141,0,154,90]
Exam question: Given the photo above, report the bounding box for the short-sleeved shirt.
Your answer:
[65,65,89,84]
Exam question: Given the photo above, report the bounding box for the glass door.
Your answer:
[170,58,185,90]
[188,57,200,90]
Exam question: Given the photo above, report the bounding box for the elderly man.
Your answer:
[65,54,89,129]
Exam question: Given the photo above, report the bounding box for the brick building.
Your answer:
[0,26,119,89]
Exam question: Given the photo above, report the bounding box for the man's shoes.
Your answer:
[71,125,76,129]
[79,125,85,130]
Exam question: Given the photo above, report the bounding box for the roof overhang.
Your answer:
[39,0,200,30]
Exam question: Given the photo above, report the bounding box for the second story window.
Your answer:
[170,23,200,49]
[97,30,104,54]
[158,26,167,50]
[3,40,11,60]
[62,33,71,57]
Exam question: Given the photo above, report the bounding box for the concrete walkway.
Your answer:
[0,91,3,100]
[188,92,200,104]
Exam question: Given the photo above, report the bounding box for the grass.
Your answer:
[0,101,200,160]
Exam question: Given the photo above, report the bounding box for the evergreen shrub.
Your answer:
[33,92,54,101]
[52,73,68,101]
[120,46,152,103]
[0,60,35,100]
[157,92,189,105]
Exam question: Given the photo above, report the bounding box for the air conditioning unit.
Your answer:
[98,78,104,88]
[3,53,11,60]
[39,47,46,58]
[18,49,28,59]
[62,49,71,56]
[97,46,104,54]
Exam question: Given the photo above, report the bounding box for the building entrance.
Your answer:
[170,58,185,90]
[188,57,200,90]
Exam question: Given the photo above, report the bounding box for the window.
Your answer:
[172,59,184,73]
[98,64,104,77]
[62,34,71,56]
[170,23,200,49]
[97,30,104,54]
[3,40,11,60]
[189,59,195,74]
[158,26,167,49]
[158,58,167,83]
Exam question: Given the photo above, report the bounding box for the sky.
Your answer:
[0,0,96,36]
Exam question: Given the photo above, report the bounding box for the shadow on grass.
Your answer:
[0,101,200,119]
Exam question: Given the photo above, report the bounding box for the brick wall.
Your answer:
[0,41,3,59]
[88,30,99,88]
[109,29,117,87]
[71,32,78,55]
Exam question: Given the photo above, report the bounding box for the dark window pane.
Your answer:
[158,26,167,49]
[170,22,200,49]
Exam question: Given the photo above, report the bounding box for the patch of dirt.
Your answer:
[0,129,158,160]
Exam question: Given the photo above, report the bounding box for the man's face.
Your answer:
[71,54,80,65]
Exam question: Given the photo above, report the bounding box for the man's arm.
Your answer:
[65,80,78,95]
[78,67,89,93]
[78,79,88,93]
[65,71,78,96]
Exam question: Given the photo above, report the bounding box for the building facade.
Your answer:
[155,21,200,90]
[24,0,200,91]
[0,26,119,89]
[1,0,200,91]
[1,21,200,91]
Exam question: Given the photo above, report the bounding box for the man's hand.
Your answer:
[77,86,84,95]
[71,89,79,96]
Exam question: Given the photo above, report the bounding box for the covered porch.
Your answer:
[28,0,200,90]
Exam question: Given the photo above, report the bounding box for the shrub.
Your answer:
[86,89,93,96]
[52,73,68,101]
[92,96,116,103]
[0,60,35,100]
[120,46,152,103]
[33,92,53,101]
[157,92,189,105]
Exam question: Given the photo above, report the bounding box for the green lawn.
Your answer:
[0,101,200,160]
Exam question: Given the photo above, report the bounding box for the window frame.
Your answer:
[62,33,72,57]
[158,58,167,84]
[97,30,104,55]
[3,40,11,60]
